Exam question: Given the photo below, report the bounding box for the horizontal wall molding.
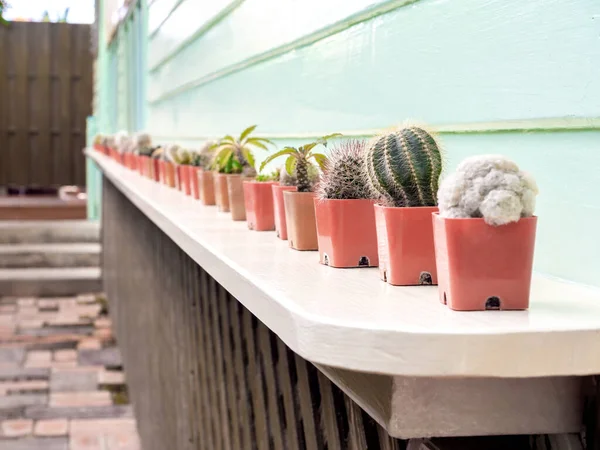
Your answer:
[149,0,421,104]
[149,0,245,71]
[148,0,186,40]
[149,117,600,142]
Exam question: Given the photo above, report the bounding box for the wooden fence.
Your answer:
[101,177,588,450]
[0,22,93,187]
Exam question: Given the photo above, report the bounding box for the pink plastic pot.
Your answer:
[199,170,216,206]
[272,184,297,240]
[214,173,230,212]
[433,213,537,311]
[314,199,378,268]
[189,166,200,199]
[243,181,277,231]
[283,191,318,251]
[375,205,438,286]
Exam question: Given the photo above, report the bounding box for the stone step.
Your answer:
[0,268,101,297]
[0,244,101,268]
[0,221,100,245]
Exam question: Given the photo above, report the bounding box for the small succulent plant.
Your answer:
[317,140,370,200]
[114,131,132,154]
[279,165,297,186]
[438,155,538,226]
[93,134,104,146]
[211,126,273,176]
[255,168,280,182]
[260,133,341,192]
[134,132,153,156]
[168,145,192,165]
[103,135,115,149]
[364,125,443,207]
[195,141,215,170]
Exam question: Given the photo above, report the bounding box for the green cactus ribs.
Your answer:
[365,126,442,207]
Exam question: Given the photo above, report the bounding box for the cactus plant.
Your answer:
[93,134,104,146]
[437,155,538,226]
[317,140,370,200]
[134,132,153,156]
[260,133,341,192]
[211,126,273,176]
[364,126,443,207]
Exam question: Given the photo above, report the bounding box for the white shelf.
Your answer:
[88,150,600,378]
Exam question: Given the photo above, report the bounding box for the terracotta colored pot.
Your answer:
[375,205,438,286]
[145,156,154,179]
[315,199,378,268]
[189,166,200,199]
[152,159,161,182]
[138,156,147,177]
[226,174,253,221]
[214,173,230,212]
[433,214,537,311]
[199,170,216,206]
[272,185,297,240]
[283,191,318,251]
[164,161,176,188]
[158,160,166,184]
[177,165,191,195]
[243,181,277,231]
[93,143,103,153]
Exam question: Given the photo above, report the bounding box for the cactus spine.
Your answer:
[364,126,442,207]
[317,140,369,200]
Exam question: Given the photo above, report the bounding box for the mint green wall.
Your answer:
[98,0,600,287]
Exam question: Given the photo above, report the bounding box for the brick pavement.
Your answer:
[0,294,141,450]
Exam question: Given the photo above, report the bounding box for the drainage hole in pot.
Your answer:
[419,272,433,285]
[323,254,329,266]
[358,256,369,267]
[382,270,387,282]
[276,231,280,238]
[443,293,447,305]
[248,223,254,230]
[485,296,501,310]
[289,240,294,248]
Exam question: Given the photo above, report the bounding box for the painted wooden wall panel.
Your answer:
[148,0,179,36]
[148,0,600,137]
[166,131,600,288]
[148,0,389,96]
[148,0,236,69]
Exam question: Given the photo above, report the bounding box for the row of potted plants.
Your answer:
[92,125,539,312]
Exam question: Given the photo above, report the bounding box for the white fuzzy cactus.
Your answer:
[438,155,538,226]
[114,131,132,154]
[134,132,152,154]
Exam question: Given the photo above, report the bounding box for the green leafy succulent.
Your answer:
[255,168,280,182]
[211,125,273,175]
[259,133,341,192]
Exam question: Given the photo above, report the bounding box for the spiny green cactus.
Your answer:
[317,140,370,200]
[364,126,442,207]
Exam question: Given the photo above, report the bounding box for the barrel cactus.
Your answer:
[317,140,370,200]
[438,155,538,226]
[364,126,443,207]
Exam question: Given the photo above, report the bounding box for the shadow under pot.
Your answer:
[283,191,318,251]
[243,181,277,231]
[198,170,216,206]
[314,198,378,268]
[432,213,537,311]
[272,185,297,240]
[164,161,176,188]
[226,174,253,221]
[188,166,200,199]
[374,205,438,286]
[214,173,230,212]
